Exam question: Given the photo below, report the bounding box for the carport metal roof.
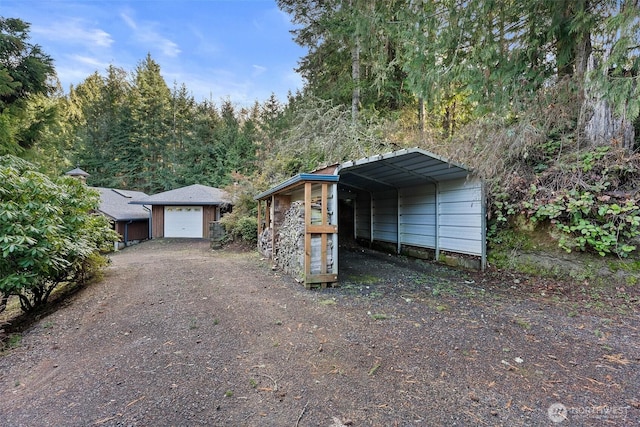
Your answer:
[335,147,472,190]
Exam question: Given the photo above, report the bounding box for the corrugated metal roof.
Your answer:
[94,187,149,221]
[129,184,231,205]
[336,148,471,191]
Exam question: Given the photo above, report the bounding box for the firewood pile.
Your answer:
[258,227,273,258]
[274,200,334,283]
[275,201,306,281]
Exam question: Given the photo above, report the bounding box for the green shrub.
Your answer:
[219,213,258,245]
[530,190,639,257]
[0,155,118,312]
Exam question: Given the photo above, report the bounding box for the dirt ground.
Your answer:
[0,239,639,426]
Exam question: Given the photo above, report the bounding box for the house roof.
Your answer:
[65,167,90,177]
[94,187,150,221]
[129,184,231,206]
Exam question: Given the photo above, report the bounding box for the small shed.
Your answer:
[256,148,486,287]
[130,184,231,239]
[94,187,150,247]
[256,174,339,288]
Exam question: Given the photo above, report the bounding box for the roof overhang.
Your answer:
[129,200,225,206]
[336,148,472,191]
[255,173,340,201]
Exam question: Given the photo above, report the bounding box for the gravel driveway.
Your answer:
[0,239,638,426]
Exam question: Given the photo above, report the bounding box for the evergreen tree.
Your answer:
[129,54,172,192]
[395,0,639,144]
[167,83,196,188]
[277,0,411,116]
[216,99,256,180]
[69,66,133,188]
[0,18,56,154]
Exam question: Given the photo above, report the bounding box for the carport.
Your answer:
[256,147,486,288]
[336,148,486,270]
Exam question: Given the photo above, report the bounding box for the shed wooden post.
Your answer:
[320,183,328,287]
[268,197,274,260]
[304,183,312,288]
[257,200,262,237]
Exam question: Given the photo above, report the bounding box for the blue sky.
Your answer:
[2,0,306,106]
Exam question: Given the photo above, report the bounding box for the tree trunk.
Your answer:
[581,50,636,150]
[418,97,425,137]
[351,36,360,122]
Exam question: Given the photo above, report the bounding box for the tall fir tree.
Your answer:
[129,54,172,192]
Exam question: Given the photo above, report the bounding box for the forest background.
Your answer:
[2,0,640,267]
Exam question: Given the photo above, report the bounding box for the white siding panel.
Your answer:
[372,190,397,243]
[439,237,483,255]
[401,203,437,215]
[439,200,483,214]
[439,214,483,228]
[347,176,484,260]
[355,192,371,240]
[401,217,436,228]
[439,225,483,239]
[403,233,436,247]
[397,184,437,250]
[437,177,484,256]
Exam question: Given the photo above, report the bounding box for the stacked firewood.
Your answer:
[274,200,334,282]
[258,227,273,258]
[275,201,306,281]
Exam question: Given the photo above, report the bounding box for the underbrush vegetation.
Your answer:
[436,84,640,263]
[0,155,118,314]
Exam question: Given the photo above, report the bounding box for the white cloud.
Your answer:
[252,65,267,77]
[67,54,109,69]
[119,11,181,58]
[283,70,304,89]
[189,27,222,56]
[120,12,137,30]
[31,19,113,49]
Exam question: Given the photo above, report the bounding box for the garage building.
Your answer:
[130,184,230,239]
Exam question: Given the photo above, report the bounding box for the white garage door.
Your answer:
[164,206,203,238]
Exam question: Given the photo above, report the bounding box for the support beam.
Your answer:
[435,182,440,262]
[397,188,401,254]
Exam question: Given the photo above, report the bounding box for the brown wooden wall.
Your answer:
[115,220,149,242]
[152,205,165,238]
[203,205,218,238]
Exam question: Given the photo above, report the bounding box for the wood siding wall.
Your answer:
[115,220,149,242]
[203,205,218,238]
[152,205,164,238]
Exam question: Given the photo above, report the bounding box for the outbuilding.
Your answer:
[64,167,150,247]
[95,187,150,247]
[130,184,231,239]
[256,148,485,288]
